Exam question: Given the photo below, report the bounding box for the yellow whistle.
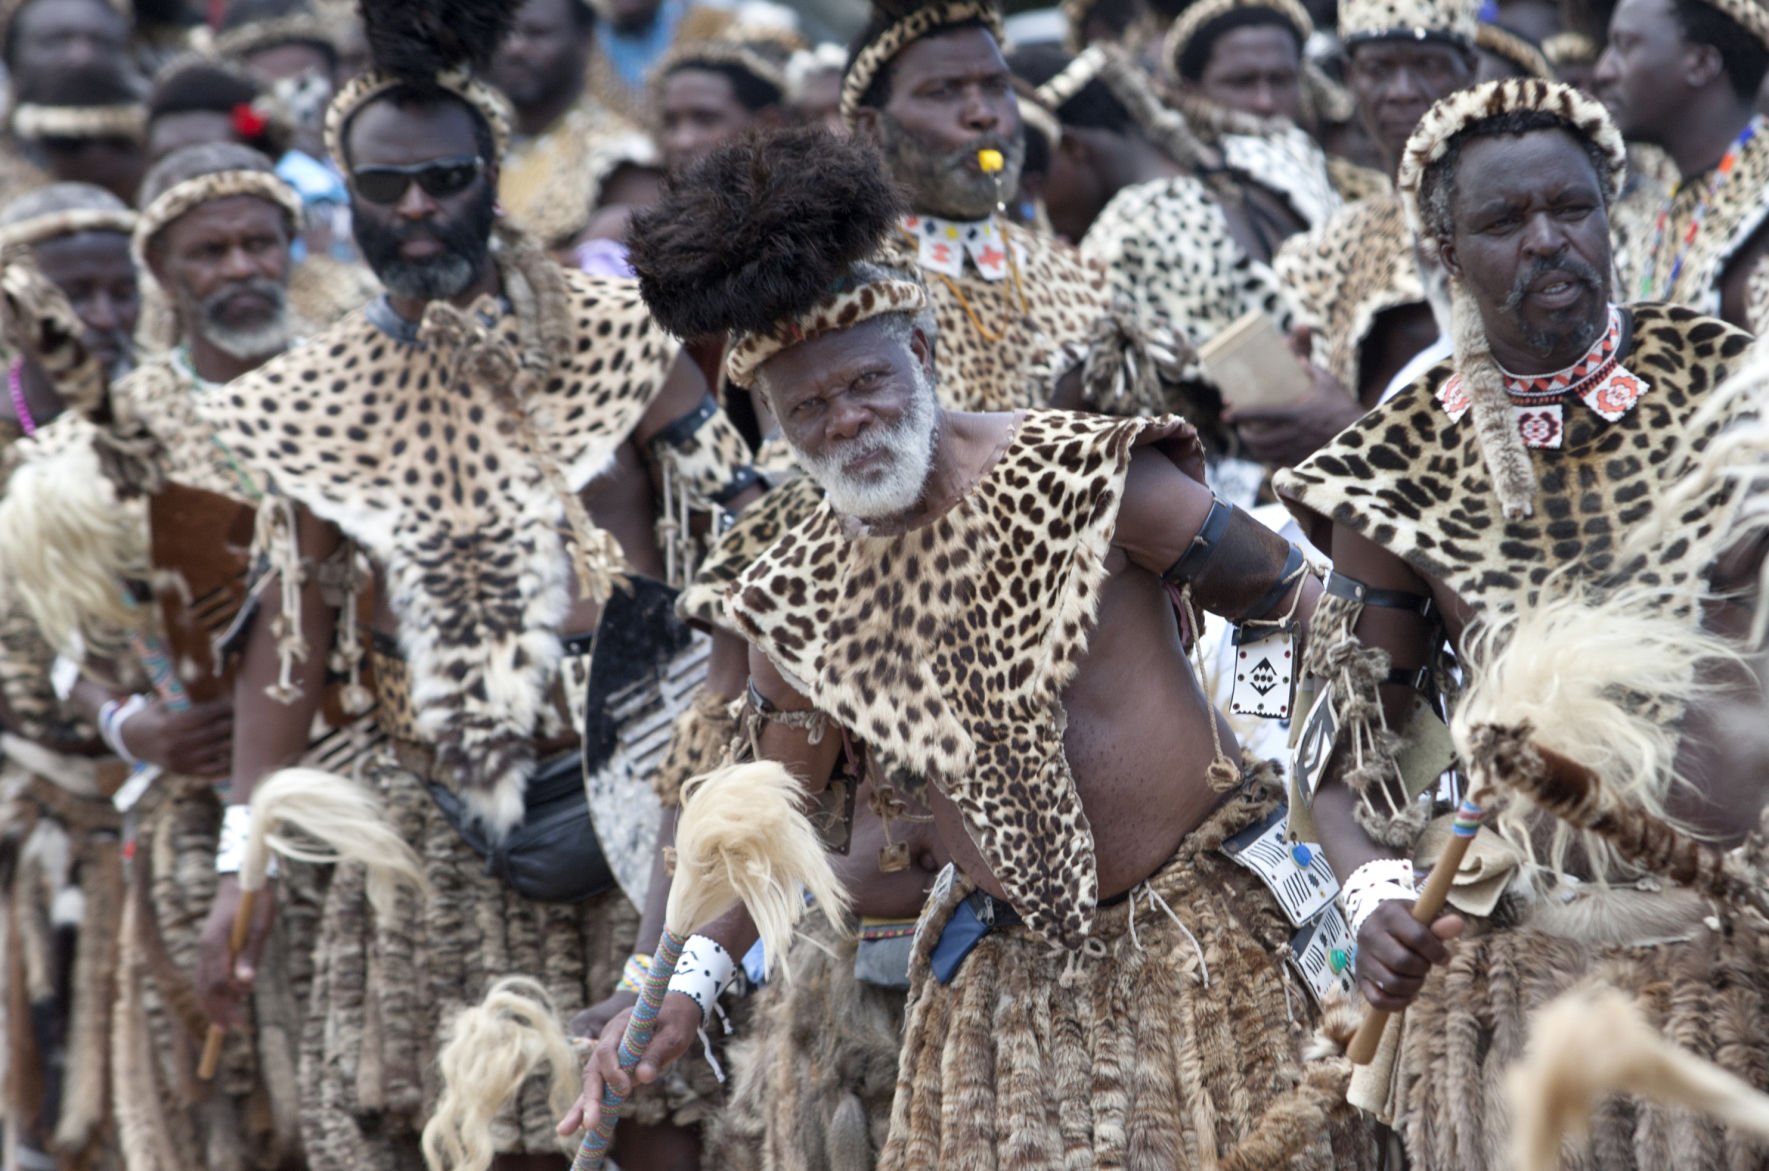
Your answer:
[978,149,1004,174]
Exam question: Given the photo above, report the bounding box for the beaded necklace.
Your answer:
[897,218,1029,344]
[1638,121,1758,302]
[7,358,38,436]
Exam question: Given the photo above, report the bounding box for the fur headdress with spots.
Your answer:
[1339,0,1476,46]
[629,127,927,389]
[841,0,1006,129]
[323,0,515,169]
[1396,78,1627,520]
[1475,22,1552,78]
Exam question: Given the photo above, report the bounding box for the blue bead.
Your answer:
[1290,843,1313,866]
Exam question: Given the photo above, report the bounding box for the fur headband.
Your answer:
[1541,31,1598,67]
[133,169,304,266]
[1397,77,1625,256]
[1701,0,1769,49]
[11,102,145,143]
[725,276,929,388]
[1339,0,1476,46]
[1036,43,1213,169]
[1475,22,1552,79]
[0,207,136,250]
[1165,0,1312,78]
[652,39,788,103]
[324,69,512,170]
[213,12,337,60]
[840,0,1006,129]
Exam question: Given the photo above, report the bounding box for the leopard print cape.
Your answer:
[198,267,680,832]
[726,409,1202,949]
[1621,115,1769,315]
[1277,303,1754,613]
[1274,191,1424,394]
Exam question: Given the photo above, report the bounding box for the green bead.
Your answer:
[1329,948,1349,974]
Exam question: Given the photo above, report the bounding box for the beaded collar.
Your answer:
[1436,304,1650,449]
[900,213,1017,282]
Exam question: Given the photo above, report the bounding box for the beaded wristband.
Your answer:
[665,934,737,1026]
[1338,857,1417,936]
[98,693,151,765]
[616,953,653,995]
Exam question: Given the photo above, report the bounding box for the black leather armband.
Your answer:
[651,393,763,504]
[1162,497,1306,623]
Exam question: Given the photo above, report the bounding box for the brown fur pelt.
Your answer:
[708,913,904,1171]
[879,784,1376,1171]
[111,780,322,1171]
[1394,893,1769,1170]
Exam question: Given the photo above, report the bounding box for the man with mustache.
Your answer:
[845,0,1164,417]
[188,2,759,1168]
[570,126,1380,1171]
[1593,0,1769,330]
[1253,0,1479,466]
[1276,79,1764,1167]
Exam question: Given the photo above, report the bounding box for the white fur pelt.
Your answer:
[243,769,427,918]
[0,434,146,657]
[420,977,583,1171]
[1506,986,1769,1171]
[1450,282,1536,520]
[1451,574,1733,883]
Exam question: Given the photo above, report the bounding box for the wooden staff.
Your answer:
[1348,796,1486,1066]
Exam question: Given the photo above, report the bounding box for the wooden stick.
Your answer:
[1348,798,1485,1066]
[196,885,258,1080]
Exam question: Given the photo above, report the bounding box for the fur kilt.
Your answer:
[112,777,321,1171]
[879,783,1376,1171]
[1385,883,1769,1170]
[709,913,906,1170]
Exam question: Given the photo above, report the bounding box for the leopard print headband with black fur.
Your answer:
[725,276,929,388]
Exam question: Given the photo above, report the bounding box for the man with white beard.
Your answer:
[567,127,1379,1171]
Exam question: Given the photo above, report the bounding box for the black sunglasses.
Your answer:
[350,155,484,206]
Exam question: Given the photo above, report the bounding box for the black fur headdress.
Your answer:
[628,127,927,387]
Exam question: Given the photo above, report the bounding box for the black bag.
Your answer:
[429,750,615,904]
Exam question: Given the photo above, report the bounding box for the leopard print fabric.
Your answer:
[1081,175,1296,397]
[1274,191,1424,393]
[1276,304,1754,613]
[500,97,656,250]
[113,353,263,501]
[678,470,822,634]
[198,268,679,828]
[880,221,1120,413]
[1620,116,1769,314]
[1326,156,1390,206]
[727,409,1201,949]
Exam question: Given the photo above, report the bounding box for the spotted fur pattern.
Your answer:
[198,269,678,830]
[727,410,1198,948]
[1277,305,1754,614]
[1274,192,1423,394]
[500,97,656,250]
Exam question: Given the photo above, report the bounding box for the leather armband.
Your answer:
[1323,570,1436,619]
[1163,497,1306,623]
[650,394,763,506]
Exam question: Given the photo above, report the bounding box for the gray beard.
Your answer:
[204,313,291,362]
[376,254,479,301]
[874,113,1025,222]
[795,369,940,520]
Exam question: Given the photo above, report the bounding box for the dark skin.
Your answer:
[1310,131,1696,1013]
[1594,0,1769,327]
[658,68,778,176]
[197,96,738,1171]
[39,138,145,205]
[491,0,592,136]
[789,68,845,136]
[5,0,128,87]
[1226,38,1475,464]
[26,230,137,383]
[562,315,1322,1132]
[854,27,1022,221]
[1189,24,1304,123]
[145,110,242,166]
[150,194,293,384]
[601,0,660,34]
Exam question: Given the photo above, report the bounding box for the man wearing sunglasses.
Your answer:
[189,3,760,1169]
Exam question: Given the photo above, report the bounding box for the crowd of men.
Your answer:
[0,0,1764,1168]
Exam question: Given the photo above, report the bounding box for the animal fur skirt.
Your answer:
[709,911,907,1170]
[294,754,647,1171]
[1380,882,1769,1170]
[879,781,1377,1171]
[112,778,319,1171]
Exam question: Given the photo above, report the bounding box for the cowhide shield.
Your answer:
[148,482,255,704]
[566,574,709,909]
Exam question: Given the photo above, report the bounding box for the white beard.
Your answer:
[797,370,939,521]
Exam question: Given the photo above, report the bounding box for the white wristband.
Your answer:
[98,693,151,765]
[1338,858,1417,936]
[666,934,738,1027]
[215,803,277,879]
